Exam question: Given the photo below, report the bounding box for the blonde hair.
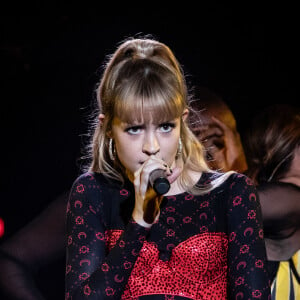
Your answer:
[87,36,232,193]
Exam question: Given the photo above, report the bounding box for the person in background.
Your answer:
[65,36,270,299]
[0,192,68,300]
[244,103,300,299]
[188,86,248,173]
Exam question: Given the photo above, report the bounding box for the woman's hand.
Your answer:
[131,156,177,227]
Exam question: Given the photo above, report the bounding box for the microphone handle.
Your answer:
[149,169,170,195]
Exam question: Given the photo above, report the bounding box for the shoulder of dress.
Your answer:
[222,172,258,200]
[69,172,109,198]
[74,171,96,182]
[72,172,121,188]
[221,171,253,185]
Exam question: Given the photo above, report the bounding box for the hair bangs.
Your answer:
[114,77,185,124]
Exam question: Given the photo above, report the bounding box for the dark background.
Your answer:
[0,5,299,298]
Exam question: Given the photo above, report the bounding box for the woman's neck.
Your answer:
[166,169,202,196]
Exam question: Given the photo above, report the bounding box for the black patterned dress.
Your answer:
[65,171,271,299]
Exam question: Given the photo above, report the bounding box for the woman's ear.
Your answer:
[182,109,189,122]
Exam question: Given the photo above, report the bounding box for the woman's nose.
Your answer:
[142,132,160,155]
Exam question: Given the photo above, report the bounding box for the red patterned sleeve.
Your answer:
[65,173,149,299]
[226,173,271,299]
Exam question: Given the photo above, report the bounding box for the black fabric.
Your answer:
[0,173,278,299]
[266,260,280,284]
[0,192,68,300]
[65,171,271,299]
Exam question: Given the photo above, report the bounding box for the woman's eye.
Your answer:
[159,123,175,133]
[126,126,142,135]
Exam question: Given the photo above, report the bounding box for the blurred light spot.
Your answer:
[0,218,4,238]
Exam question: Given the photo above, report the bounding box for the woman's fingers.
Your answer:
[166,167,181,184]
[134,157,168,197]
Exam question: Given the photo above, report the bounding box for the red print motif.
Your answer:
[114,274,124,283]
[79,259,91,267]
[75,216,84,225]
[124,261,132,269]
[79,272,89,280]
[167,217,175,224]
[245,177,252,185]
[240,245,249,254]
[83,284,91,295]
[229,232,236,241]
[139,235,146,243]
[166,229,175,237]
[122,233,228,299]
[74,200,82,208]
[79,246,89,254]
[105,287,115,296]
[87,174,94,181]
[243,227,253,237]
[67,235,72,245]
[184,194,194,200]
[199,212,207,220]
[233,196,242,206]
[89,205,97,214]
[199,226,208,233]
[259,229,264,239]
[96,231,105,240]
[166,244,175,251]
[120,189,129,196]
[235,276,245,286]
[165,206,175,212]
[248,210,256,219]
[255,260,264,268]
[249,193,257,201]
[78,232,87,239]
[200,201,209,208]
[101,263,109,272]
[131,249,139,256]
[76,184,85,193]
[236,261,247,270]
[182,216,192,223]
[252,290,262,298]
[119,240,125,248]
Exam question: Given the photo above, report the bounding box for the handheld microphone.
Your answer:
[149,169,170,195]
